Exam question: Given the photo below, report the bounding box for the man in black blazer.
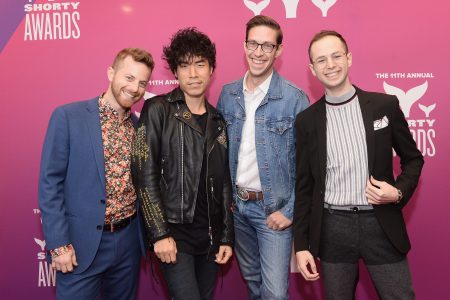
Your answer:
[293,30,424,299]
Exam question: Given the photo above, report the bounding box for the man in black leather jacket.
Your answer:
[131,28,234,300]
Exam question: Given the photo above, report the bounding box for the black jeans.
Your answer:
[159,252,219,300]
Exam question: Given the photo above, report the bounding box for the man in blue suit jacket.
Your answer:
[39,48,154,299]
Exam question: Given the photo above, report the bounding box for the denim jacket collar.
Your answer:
[229,70,283,100]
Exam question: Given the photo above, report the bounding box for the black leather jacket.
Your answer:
[131,87,234,248]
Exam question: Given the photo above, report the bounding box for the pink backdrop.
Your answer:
[1,0,449,299]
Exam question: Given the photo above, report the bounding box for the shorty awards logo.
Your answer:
[33,208,56,287]
[24,0,81,41]
[243,0,338,18]
[376,72,436,157]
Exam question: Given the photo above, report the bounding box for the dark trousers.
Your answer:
[319,208,415,300]
[159,252,219,300]
[56,217,141,300]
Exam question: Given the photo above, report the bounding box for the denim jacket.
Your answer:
[217,71,309,219]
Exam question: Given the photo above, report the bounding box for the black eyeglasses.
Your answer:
[245,40,278,53]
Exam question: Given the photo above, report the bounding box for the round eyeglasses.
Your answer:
[312,52,348,69]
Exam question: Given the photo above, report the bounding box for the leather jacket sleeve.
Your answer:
[132,99,170,243]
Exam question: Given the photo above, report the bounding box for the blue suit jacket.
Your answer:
[38,97,144,274]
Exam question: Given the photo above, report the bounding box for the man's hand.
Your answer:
[51,247,78,273]
[154,237,177,263]
[365,176,399,205]
[296,250,320,281]
[266,211,292,231]
[215,245,233,264]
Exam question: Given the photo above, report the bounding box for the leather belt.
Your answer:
[103,213,136,232]
[324,203,374,213]
[237,186,264,201]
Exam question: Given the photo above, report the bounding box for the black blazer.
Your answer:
[293,86,424,257]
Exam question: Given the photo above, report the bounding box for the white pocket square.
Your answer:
[373,116,389,131]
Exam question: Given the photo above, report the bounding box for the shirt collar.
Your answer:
[99,94,131,121]
[243,71,273,95]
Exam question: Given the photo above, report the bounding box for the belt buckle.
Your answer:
[237,187,249,201]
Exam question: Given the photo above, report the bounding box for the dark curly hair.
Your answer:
[162,27,216,74]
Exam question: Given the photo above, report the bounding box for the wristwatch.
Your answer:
[396,189,403,203]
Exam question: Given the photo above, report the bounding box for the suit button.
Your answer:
[97,225,102,230]
[100,200,105,204]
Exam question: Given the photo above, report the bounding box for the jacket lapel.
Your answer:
[85,98,106,193]
[168,88,204,134]
[206,103,224,153]
[174,105,204,134]
[315,98,327,188]
[356,87,374,174]
[131,112,138,128]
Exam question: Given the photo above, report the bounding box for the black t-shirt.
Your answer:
[169,112,218,255]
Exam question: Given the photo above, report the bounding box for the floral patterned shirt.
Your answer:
[99,96,136,224]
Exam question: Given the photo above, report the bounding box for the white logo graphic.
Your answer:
[134,92,157,118]
[383,81,428,118]
[144,91,157,100]
[34,209,56,287]
[418,103,436,118]
[23,1,81,41]
[243,0,271,16]
[282,0,300,18]
[311,0,337,17]
[34,238,46,251]
[243,0,337,18]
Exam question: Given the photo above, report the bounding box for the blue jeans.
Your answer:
[159,252,219,300]
[234,198,292,300]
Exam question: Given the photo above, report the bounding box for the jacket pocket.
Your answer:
[266,117,294,152]
[267,118,293,135]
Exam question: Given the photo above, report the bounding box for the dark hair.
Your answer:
[112,48,154,70]
[246,15,283,45]
[162,27,216,74]
[308,30,348,62]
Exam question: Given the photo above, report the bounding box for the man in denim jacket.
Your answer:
[217,15,309,300]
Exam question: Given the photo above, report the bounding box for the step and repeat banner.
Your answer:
[1,0,449,299]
